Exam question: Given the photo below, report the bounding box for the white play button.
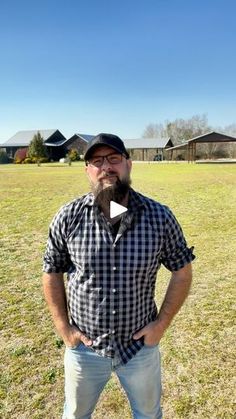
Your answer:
[110,201,127,219]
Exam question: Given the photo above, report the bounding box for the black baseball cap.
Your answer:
[84,133,130,161]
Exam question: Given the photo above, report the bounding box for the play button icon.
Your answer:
[110,201,127,219]
[94,184,128,220]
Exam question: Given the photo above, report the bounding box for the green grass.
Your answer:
[0,162,235,418]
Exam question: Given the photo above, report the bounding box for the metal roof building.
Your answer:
[124,137,173,160]
[1,130,174,161]
[1,129,68,160]
[166,131,236,162]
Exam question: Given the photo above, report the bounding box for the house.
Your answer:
[1,129,68,160]
[124,137,173,161]
[0,130,98,161]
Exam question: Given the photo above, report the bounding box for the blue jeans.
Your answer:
[63,343,162,419]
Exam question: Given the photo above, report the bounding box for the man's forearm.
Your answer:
[157,263,192,330]
[42,272,70,336]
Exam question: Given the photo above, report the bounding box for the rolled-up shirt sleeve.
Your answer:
[43,206,71,273]
[160,206,195,272]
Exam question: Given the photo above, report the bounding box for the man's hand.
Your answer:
[62,324,93,348]
[133,320,166,346]
[42,272,93,348]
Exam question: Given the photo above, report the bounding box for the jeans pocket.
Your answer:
[66,341,81,350]
[143,342,159,349]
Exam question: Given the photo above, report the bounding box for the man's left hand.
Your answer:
[133,320,166,346]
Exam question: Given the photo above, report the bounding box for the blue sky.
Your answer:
[0,0,236,142]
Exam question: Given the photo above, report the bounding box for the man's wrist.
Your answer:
[56,321,72,339]
[154,317,170,332]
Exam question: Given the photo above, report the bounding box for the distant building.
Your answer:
[166,131,236,162]
[1,129,68,160]
[61,135,173,161]
[1,130,174,162]
[1,131,98,161]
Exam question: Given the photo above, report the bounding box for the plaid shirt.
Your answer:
[43,189,195,364]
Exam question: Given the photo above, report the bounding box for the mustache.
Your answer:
[98,171,117,179]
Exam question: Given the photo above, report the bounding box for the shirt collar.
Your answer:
[83,192,95,206]
[127,189,147,213]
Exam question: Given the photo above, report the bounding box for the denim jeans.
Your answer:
[63,343,162,419]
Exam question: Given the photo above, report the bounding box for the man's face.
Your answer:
[85,145,132,208]
[85,145,132,190]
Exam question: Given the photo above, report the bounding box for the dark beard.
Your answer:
[93,176,131,211]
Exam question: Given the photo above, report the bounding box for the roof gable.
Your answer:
[2,129,65,147]
[66,133,95,145]
[188,131,236,143]
[76,134,95,142]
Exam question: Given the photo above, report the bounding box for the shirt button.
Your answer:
[113,244,116,248]
[112,288,116,293]
[112,330,115,334]
[112,310,116,314]
[113,266,117,271]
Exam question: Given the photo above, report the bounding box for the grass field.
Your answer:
[0,162,235,419]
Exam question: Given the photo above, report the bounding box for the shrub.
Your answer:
[23,157,34,164]
[14,148,28,164]
[68,148,80,161]
[22,156,48,164]
[0,150,9,164]
[38,157,49,163]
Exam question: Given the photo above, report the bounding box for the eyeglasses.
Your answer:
[87,153,125,168]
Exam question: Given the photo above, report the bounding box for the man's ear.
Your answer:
[127,158,132,171]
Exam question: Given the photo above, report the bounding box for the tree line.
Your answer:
[143,114,236,143]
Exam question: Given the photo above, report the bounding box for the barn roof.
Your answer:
[188,131,236,143]
[124,137,172,149]
[1,129,66,147]
[166,131,236,151]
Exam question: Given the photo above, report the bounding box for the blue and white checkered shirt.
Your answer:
[43,189,195,364]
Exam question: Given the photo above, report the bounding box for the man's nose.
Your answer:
[100,157,112,169]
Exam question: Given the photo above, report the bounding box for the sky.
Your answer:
[0,0,236,142]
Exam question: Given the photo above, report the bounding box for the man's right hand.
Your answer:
[63,325,93,348]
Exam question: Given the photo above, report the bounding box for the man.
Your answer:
[43,133,195,419]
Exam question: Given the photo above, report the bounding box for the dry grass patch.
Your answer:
[0,162,235,418]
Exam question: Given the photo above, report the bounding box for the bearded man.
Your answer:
[42,133,195,419]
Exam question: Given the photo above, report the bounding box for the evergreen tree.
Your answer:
[27,132,48,160]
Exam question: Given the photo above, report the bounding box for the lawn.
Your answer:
[0,162,235,419]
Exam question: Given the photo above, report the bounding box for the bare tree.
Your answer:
[143,123,167,139]
[221,123,236,137]
[143,114,210,144]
